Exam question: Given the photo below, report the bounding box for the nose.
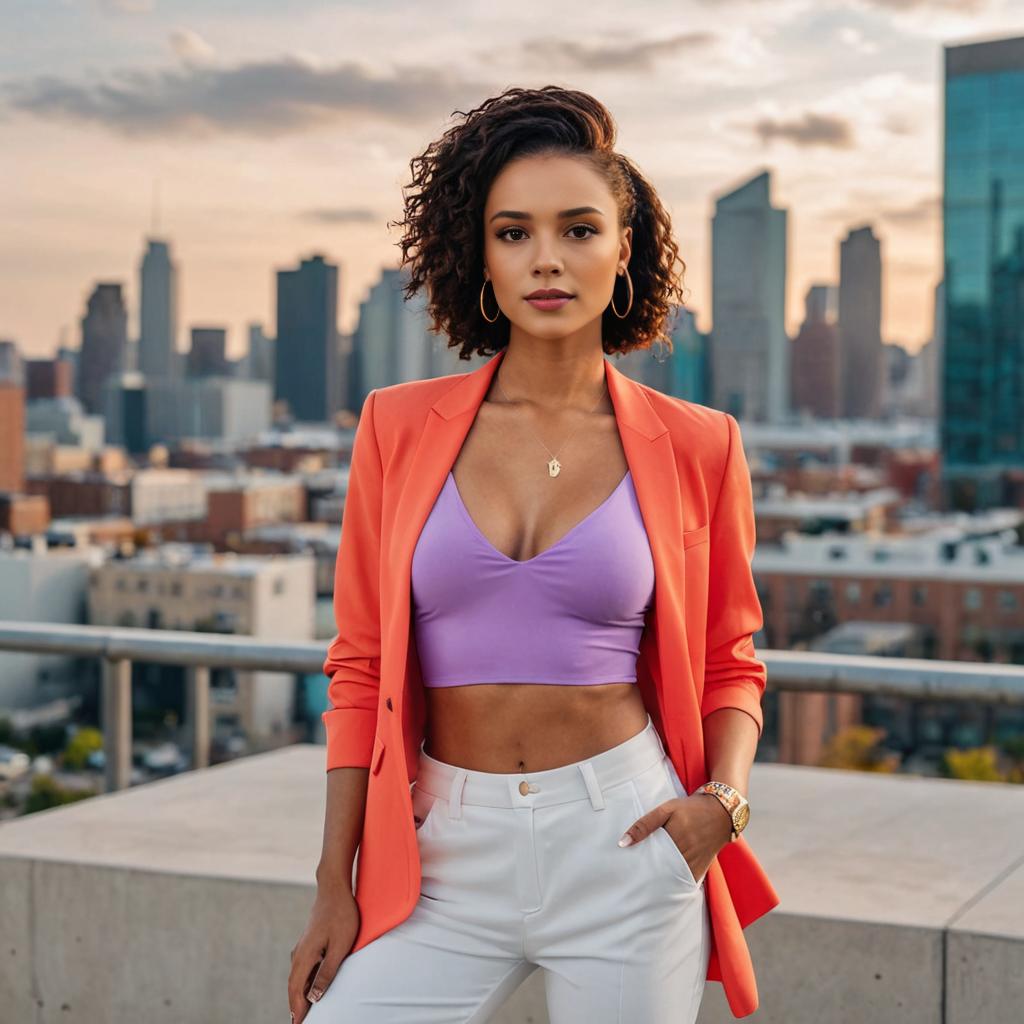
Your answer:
[532,257,562,276]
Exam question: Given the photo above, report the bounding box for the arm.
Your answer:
[321,388,383,771]
[319,388,384,869]
[700,411,766,746]
[289,391,383,1020]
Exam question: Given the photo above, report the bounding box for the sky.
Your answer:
[2,0,1023,362]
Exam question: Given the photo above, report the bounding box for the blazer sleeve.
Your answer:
[321,389,383,771]
[700,411,767,738]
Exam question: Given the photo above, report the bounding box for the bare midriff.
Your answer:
[422,680,650,773]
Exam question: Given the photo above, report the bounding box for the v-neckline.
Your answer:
[446,470,631,565]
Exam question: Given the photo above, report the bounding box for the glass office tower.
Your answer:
[942,35,1024,509]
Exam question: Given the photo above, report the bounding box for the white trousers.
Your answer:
[307,714,710,1023]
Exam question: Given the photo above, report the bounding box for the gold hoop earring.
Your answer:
[610,267,633,319]
[479,278,500,323]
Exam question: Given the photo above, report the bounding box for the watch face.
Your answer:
[735,803,750,831]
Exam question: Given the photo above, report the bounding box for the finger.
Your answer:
[618,803,673,847]
[288,949,324,1020]
[306,949,346,1005]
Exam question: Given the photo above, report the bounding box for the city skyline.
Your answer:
[3,1,1023,360]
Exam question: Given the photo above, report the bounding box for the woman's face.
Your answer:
[482,154,631,343]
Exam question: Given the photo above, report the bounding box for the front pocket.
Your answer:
[411,783,441,833]
[628,766,701,889]
[651,820,700,887]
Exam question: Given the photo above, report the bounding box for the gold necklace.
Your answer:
[495,367,608,478]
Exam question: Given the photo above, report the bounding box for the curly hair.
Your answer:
[387,85,688,361]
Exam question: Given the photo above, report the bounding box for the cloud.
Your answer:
[98,0,155,12]
[299,207,379,225]
[879,194,940,225]
[508,31,715,72]
[857,0,988,9]
[170,29,217,66]
[702,0,987,7]
[823,194,940,226]
[1,55,487,139]
[837,26,880,54]
[749,110,855,149]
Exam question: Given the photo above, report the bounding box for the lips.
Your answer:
[525,289,574,299]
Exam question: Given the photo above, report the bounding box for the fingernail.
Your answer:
[618,833,634,847]
[309,987,323,1003]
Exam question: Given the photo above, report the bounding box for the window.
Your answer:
[846,582,861,604]
[963,588,982,611]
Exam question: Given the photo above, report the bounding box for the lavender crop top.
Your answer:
[410,470,655,687]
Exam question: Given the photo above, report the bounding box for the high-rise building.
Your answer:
[275,254,338,422]
[187,327,230,378]
[350,267,435,400]
[791,284,840,420]
[838,225,884,420]
[139,239,179,381]
[942,34,1024,508]
[78,283,127,415]
[25,358,72,400]
[246,323,274,383]
[0,341,25,493]
[710,170,789,422]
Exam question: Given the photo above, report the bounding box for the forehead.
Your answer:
[485,154,614,214]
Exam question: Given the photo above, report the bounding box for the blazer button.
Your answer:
[385,697,393,711]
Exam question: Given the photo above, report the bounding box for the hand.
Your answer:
[288,885,360,1023]
[619,792,733,883]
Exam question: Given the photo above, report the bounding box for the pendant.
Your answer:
[548,457,561,477]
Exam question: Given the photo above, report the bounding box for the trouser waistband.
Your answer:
[415,714,668,818]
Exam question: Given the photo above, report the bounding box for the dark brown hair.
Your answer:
[388,85,687,360]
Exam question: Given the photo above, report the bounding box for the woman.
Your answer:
[289,85,778,1023]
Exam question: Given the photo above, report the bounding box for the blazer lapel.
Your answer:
[385,347,694,785]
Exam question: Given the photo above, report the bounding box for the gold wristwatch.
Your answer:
[697,781,750,842]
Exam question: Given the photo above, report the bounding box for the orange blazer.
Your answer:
[322,347,779,1018]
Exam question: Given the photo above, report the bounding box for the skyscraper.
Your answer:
[275,254,339,422]
[710,170,789,422]
[791,284,840,420]
[139,239,179,381]
[838,225,883,420]
[942,34,1024,508]
[78,283,127,415]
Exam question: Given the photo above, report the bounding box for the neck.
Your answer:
[492,341,608,412]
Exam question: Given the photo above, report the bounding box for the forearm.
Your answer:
[701,707,759,795]
[315,766,369,892]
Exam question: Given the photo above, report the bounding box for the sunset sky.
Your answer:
[3,0,1022,362]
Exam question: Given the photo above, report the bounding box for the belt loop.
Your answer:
[578,761,605,810]
[448,769,466,819]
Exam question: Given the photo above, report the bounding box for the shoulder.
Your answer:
[370,373,464,412]
[636,383,735,473]
[363,371,470,447]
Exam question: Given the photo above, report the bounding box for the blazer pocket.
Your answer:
[683,524,710,549]
[370,734,386,775]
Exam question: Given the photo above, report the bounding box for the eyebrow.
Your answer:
[488,206,604,223]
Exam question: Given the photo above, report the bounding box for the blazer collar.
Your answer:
[431,347,669,442]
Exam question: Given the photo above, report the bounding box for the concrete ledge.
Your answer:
[0,748,1021,1023]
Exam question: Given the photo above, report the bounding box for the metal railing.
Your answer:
[2,620,1023,793]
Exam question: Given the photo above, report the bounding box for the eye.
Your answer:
[495,224,598,242]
